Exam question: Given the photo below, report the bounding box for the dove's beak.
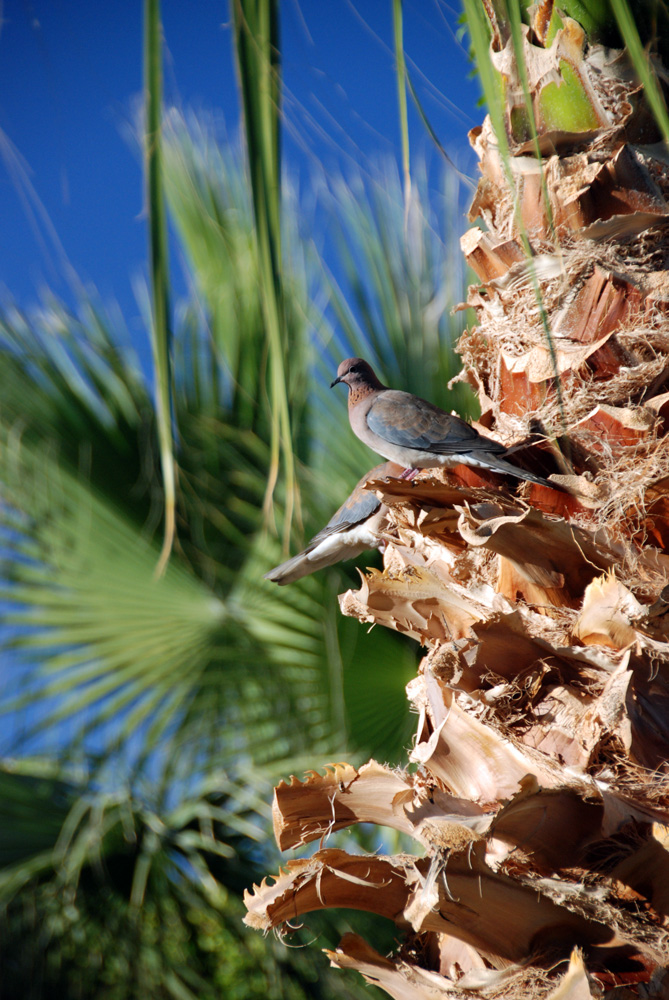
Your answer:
[330,375,342,388]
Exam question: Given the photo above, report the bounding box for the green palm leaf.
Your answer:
[0,758,369,1000]
[0,4,470,996]
[145,0,177,573]
[0,299,341,779]
[233,0,298,539]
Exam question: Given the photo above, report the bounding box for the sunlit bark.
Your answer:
[247,4,669,995]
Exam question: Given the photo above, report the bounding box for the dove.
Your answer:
[331,358,554,488]
[264,461,401,585]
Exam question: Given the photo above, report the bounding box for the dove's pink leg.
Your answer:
[399,467,420,481]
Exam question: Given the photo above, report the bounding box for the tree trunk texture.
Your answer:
[246,7,669,998]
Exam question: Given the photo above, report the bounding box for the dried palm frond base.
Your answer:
[245,465,669,999]
[245,206,669,995]
[246,11,669,994]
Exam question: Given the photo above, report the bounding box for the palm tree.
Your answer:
[247,2,669,997]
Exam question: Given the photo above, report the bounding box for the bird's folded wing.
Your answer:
[311,460,396,541]
[264,462,397,585]
[366,391,504,455]
[318,490,382,537]
[268,479,383,577]
[264,495,384,584]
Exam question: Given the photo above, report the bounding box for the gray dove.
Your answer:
[331,358,554,488]
[264,461,400,585]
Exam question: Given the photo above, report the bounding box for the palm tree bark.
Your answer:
[246,3,669,996]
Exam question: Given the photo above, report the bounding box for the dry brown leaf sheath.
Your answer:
[247,10,669,997]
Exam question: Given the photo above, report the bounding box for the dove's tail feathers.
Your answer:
[263,534,365,585]
[487,456,556,489]
[264,551,317,585]
[265,516,386,585]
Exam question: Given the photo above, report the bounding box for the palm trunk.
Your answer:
[246,4,669,996]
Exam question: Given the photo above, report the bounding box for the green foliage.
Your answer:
[0,4,474,995]
[145,0,177,573]
[161,110,313,469]
[0,761,367,1000]
[0,107,428,780]
[233,0,298,540]
[392,0,411,202]
[0,301,329,775]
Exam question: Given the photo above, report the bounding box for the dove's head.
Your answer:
[330,358,384,392]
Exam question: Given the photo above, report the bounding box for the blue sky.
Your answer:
[0,1,482,332]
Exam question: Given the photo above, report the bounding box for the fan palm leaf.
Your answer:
[0,6,472,994]
[0,757,370,1000]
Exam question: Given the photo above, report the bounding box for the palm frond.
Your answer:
[392,0,411,206]
[0,758,369,1000]
[0,298,344,779]
[144,0,176,573]
[162,111,316,509]
[233,0,298,541]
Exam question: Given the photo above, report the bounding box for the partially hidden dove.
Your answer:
[331,357,554,488]
[264,461,401,585]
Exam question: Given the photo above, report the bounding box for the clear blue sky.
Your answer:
[0,2,481,330]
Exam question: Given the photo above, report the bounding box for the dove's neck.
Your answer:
[347,380,385,409]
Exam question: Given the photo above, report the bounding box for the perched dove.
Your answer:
[264,461,400,585]
[331,358,554,488]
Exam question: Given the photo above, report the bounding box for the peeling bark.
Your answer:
[246,6,669,996]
